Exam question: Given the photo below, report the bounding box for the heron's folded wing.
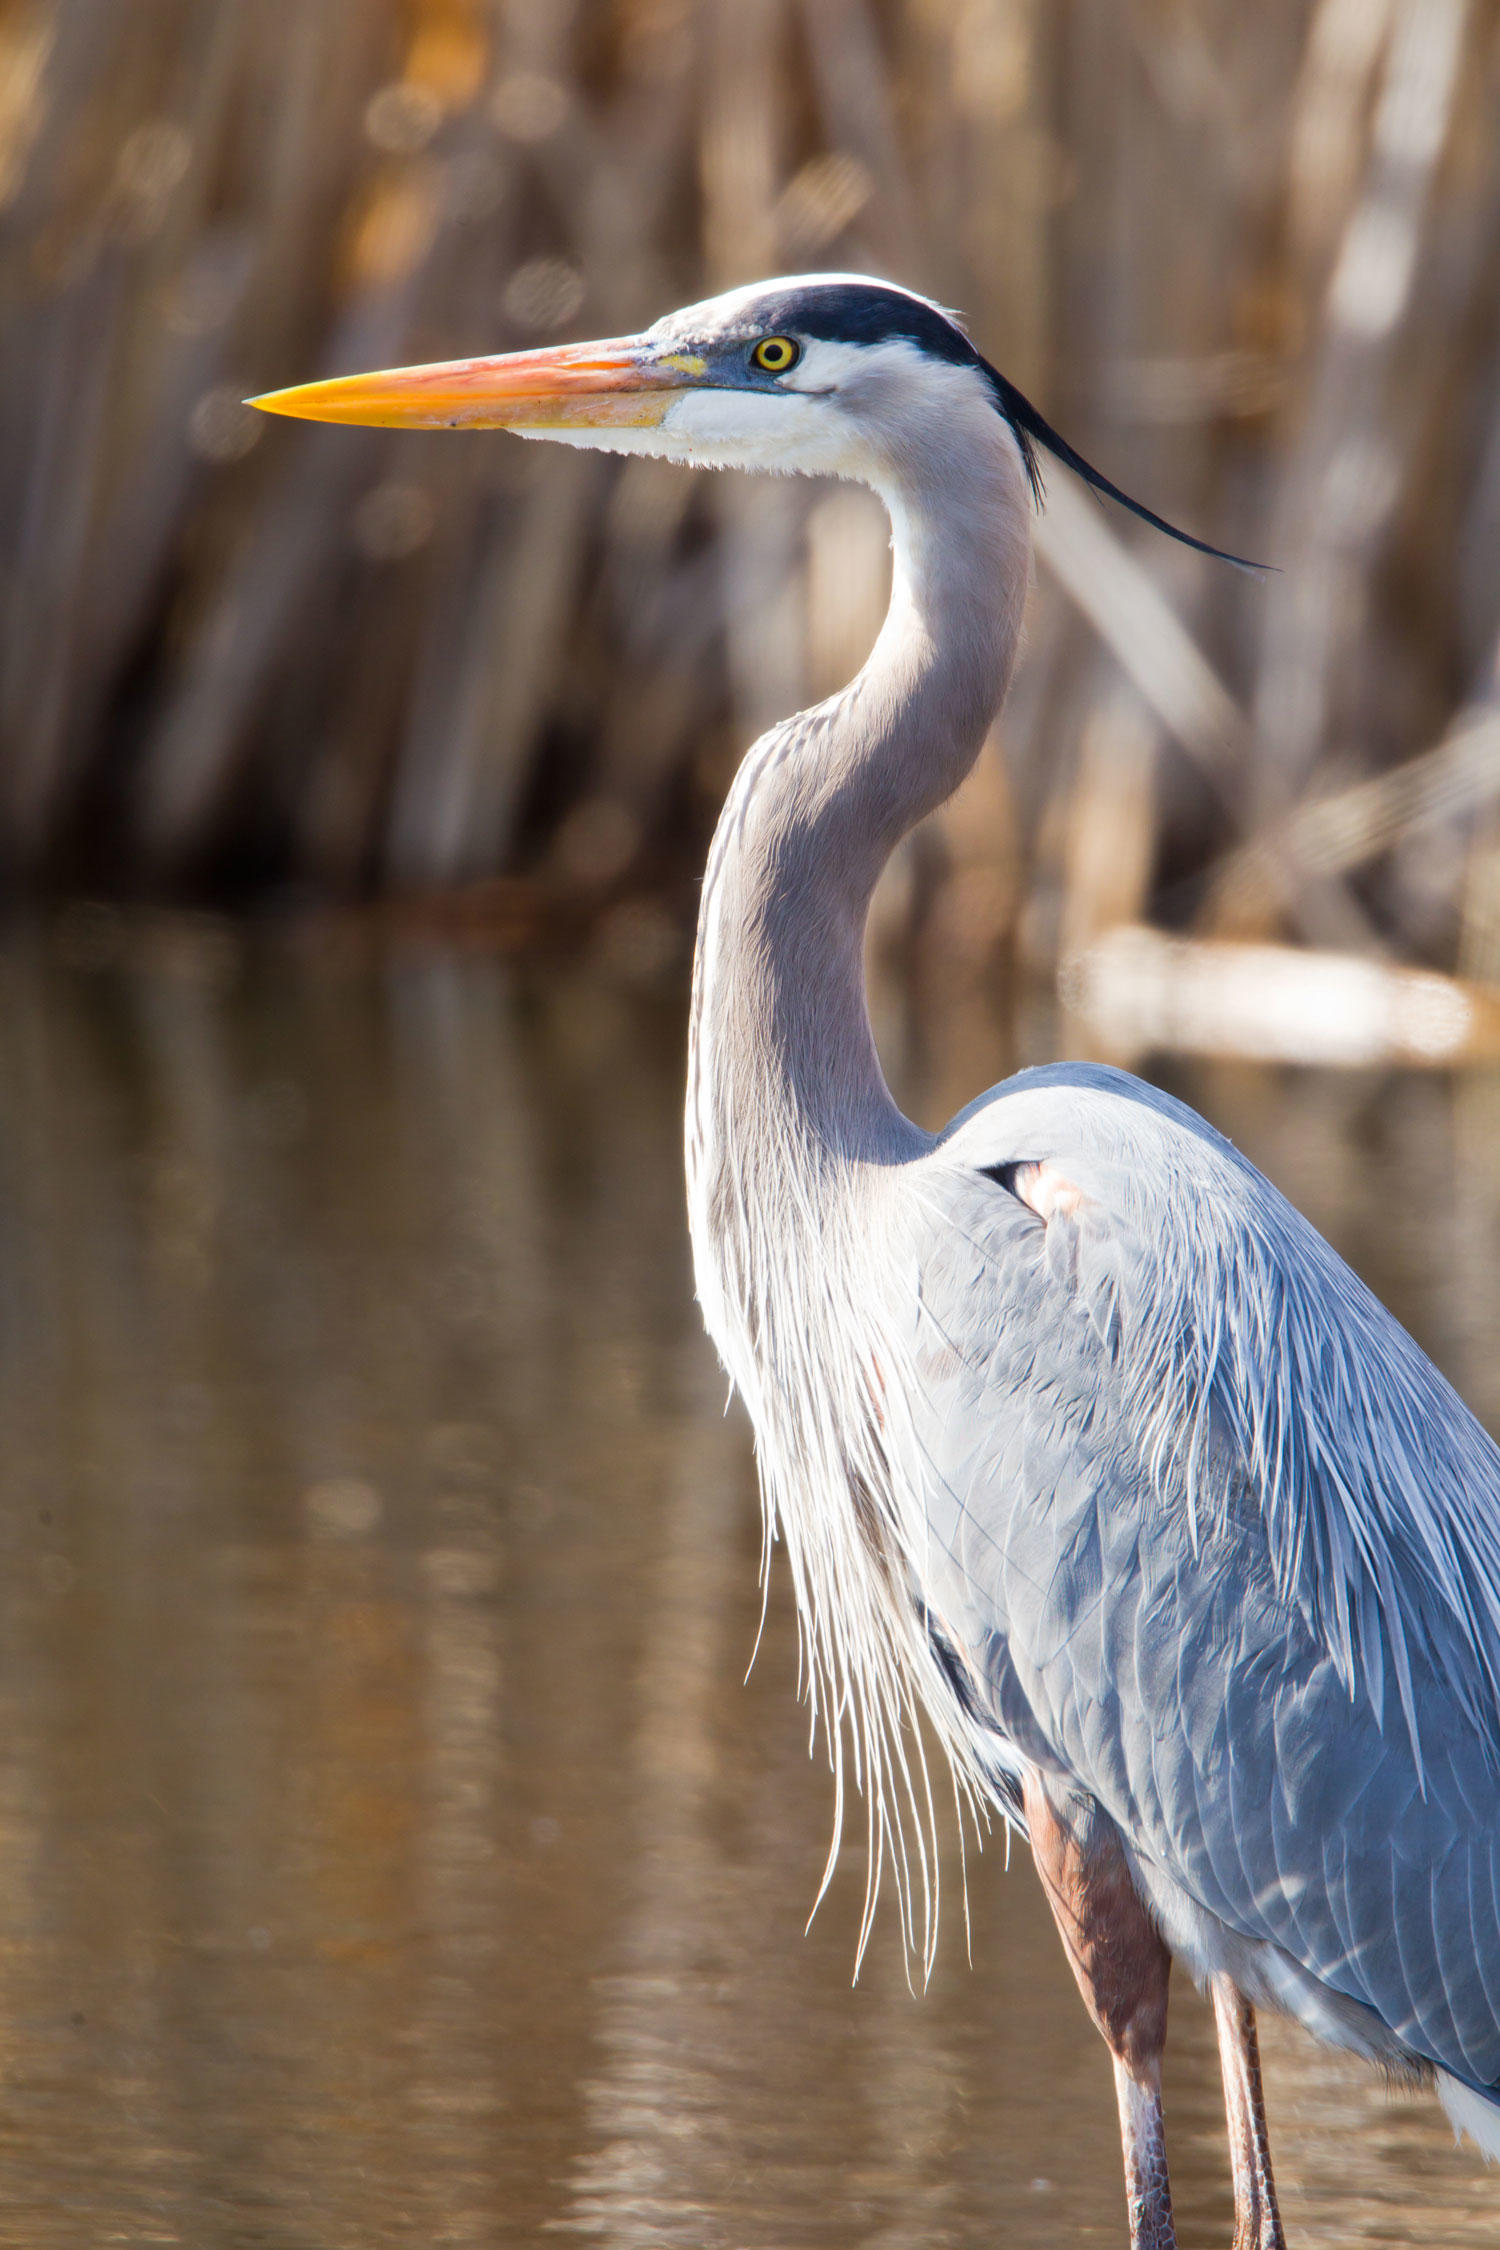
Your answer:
[896,1062,1500,2091]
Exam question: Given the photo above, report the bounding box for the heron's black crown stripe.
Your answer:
[761,280,1262,573]
[753,281,983,368]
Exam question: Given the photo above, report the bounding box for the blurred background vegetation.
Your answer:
[3,0,1500,1000]
[10,17,1500,2236]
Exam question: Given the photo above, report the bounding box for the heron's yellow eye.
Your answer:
[751,336,800,374]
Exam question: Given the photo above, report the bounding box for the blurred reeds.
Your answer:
[3,0,1500,989]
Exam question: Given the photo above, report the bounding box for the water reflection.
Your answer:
[0,925,1490,2245]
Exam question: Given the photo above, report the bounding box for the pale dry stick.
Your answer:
[357,217,523,877]
[606,76,700,253]
[1450,1064,1500,1446]
[231,3,397,386]
[909,0,1048,940]
[944,0,1049,391]
[513,0,699,286]
[301,569,425,888]
[1031,470,1248,797]
[700,0,781,293]
[1126,1,1239,159]
[134,8,427,869]
[4,3,352,865]
[1210,705,1500,937]
[1457,631,1500,979]
[1040,0,1184,981]
[300,74,546,885]
[1250,0,1470,821]
[384,0,701,884]
[0,11,54,208]
[1058,686,1160,963]
[1058,0,1136,389]
[2,257,128,853]
[387,446,603,886]
[141,0,523,877]
[346,105,533,882]
[701,0,809,749]
[1284,0,1397,269]
[19,13,257,857]
[138,364,388,870]
[1037,478,1390,955]
[1458,810,1500,990]
[557,466,720,874]
[796,0,920,279]
[1065,923,1492,1070]
[380,0,702,886]
[0,0,141,833]
[901,736,1022,1127]
[1113,6,1289,417]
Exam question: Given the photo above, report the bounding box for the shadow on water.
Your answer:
[0,920,1492,2247]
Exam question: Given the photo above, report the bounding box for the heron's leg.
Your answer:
[1212,1975,1285,2250]
[1022,1773,1176,2250]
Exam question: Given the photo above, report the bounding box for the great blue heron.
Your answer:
[255,276,1500,2249]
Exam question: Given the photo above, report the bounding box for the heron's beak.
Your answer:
[248,338,692,431]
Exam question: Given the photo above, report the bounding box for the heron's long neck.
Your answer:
[688,424,1031,1190]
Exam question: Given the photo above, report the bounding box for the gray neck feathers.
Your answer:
[683,392,1035,1960]
[689,406,1032,1179]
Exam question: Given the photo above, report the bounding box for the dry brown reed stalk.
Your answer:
[0,0,1499,1002]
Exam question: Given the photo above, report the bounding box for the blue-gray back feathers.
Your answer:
[904,1063,1500,2094]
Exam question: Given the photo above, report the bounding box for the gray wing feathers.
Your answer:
[900,1062,1500,2091]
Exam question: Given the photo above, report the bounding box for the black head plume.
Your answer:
[979,357,1264,573]
[734,278,1265,570]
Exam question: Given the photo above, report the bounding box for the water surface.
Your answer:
[0,921,1493,2247]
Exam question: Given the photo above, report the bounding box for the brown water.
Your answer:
[0,918,1495,2249]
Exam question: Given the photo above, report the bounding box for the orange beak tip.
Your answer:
[239,345,684,432]
[245,387,311,420]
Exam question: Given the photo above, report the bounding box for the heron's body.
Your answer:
[257,271,1500,2243]
[914,1070,1500,2089]
[682,340,1500,2159]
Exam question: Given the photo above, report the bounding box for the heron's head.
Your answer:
[251,274,1252,565]
[251,275,1020,482]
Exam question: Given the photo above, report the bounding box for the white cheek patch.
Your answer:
[659,386,857,475]
[662,387,796,447]
[509,386,859,476]
[510,424,683,458]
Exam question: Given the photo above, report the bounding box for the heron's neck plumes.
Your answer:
[689,411,1032,1176]
[684,406,1032,1966]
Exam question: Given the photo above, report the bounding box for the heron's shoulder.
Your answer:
[909,1063,1500,1773]
[929,1059,1257,1215]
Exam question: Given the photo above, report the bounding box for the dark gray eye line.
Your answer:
[646,343,822,391]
